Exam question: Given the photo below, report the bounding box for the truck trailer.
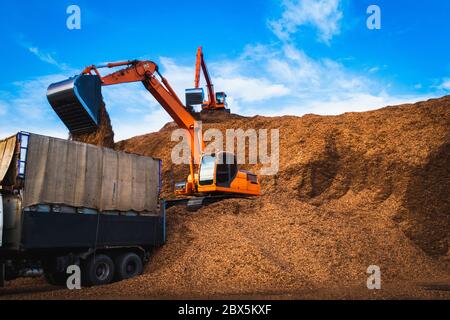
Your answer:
[0,132,165,287]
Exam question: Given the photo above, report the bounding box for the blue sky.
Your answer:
[0,0,449,140]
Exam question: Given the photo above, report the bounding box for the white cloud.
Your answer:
[264,44,368,97]
[101,79,174,141]
[214,77,289,102]
[11,74,69,119]
[25,44,69,70]
[159,57,195,95]
[112,108,172,141]
[196,43,433,118]
[0,74,70,138]
[269,0,343,44]
[28,47,59,66]
[159,55,290,106]
[16,35,69,70]
[108,43,436,127]
[102,82,159,112]
[257,92,435,117]
[440,79,450,91]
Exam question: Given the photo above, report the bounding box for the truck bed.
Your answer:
[20,208,165,251]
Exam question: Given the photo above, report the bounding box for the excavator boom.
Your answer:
[195,46,216,107]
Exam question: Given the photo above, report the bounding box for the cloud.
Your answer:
[258,92,435,117]
[263,44,369,97]
[16,35,69,70]
[439,79,450,91]
[214,77,290,103]
[101,81,173,141]
[159,55,290,109]
[11,74,69,119]
[200,43,434,117]
[28,46,71,70]
[159,57,195,93]
[269,0,343,44]
[112,108,172,141]
[28,47,59,66]
[0,74,70,138]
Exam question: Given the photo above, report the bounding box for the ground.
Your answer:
[1,96,449,300]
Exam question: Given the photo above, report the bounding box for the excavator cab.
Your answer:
[175,152,259,196]
[199,152,237,187]
[215,92,228,110]
[196,152,259,195]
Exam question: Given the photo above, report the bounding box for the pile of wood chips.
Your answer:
[3,96,449,299]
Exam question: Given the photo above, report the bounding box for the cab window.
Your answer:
[199,155,215,185]
[216,153,237,186]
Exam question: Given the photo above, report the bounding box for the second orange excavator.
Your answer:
[47,59,260,201]
[185,47,230,113]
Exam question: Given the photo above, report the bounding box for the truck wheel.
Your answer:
[114,253,143,280]
[83,254,115,286]
[44,271,68,286]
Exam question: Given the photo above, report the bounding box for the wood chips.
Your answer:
[1,96,449,299]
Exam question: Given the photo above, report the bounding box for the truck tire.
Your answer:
[114,252,143,280]
[82,254,115,286]
[44,271,68,286]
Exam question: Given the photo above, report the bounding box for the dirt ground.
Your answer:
[1,96,449,300]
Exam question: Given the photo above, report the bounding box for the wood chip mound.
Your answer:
[2,96,449,299]
[114,96,450,297]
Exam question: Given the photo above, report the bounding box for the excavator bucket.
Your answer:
[185,88,204,107]
[47,75,103,135]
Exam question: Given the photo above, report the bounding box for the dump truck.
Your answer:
[0,132,165,287]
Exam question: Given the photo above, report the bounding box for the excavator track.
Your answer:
[165,194,252,211]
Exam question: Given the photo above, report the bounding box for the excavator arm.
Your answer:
[83,60,195,135]
[195,47,217,108]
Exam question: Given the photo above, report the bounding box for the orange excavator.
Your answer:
[47,60,260,201]
[185,46,230,113]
